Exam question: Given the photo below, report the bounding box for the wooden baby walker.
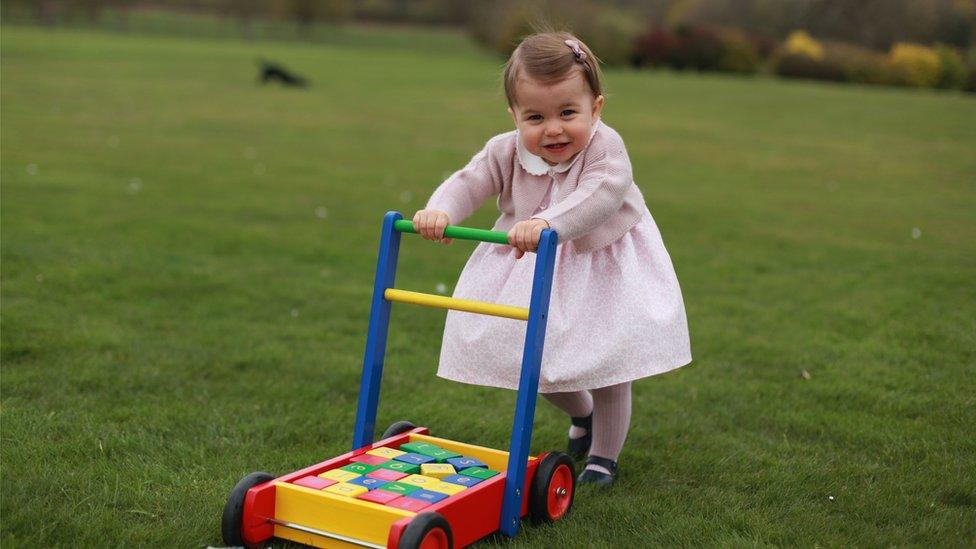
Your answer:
[221,211,575,548]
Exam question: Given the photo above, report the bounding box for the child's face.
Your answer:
[508,72,604,166]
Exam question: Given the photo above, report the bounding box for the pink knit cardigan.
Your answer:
[425,120,646,252]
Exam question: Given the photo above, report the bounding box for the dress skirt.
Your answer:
[436,209,692,393]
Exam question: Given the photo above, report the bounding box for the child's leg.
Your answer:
[586,381,632,474]
[542,390,593,439]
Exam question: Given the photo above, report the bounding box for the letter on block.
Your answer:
[324,482,368,498]
[366,447,406,459]
[400,474,440,488]
[319,469,360,482]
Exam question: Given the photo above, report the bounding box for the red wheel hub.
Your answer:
[546,463,574,520]
[420,527,449,549]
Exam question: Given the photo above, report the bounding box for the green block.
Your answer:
[341,463,379,475]
[403,443,462,463]
[378,481,421,495]
[459,467,499,480]
[400,442,439,454]
[430,449,462,463]
[379,461,421,474]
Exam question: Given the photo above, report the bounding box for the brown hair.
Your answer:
[503,32,603,107]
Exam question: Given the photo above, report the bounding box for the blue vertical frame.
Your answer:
[352,211,403,449]
[499,229,558,537]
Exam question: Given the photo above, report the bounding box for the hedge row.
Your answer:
[631,26,975,91]
[466,1,975,93]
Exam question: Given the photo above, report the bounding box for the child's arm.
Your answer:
[533,132,633,243]
[422,136,506,231]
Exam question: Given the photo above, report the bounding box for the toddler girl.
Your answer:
[413,32,692,486]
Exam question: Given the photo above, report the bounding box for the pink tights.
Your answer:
[542,382,632,475]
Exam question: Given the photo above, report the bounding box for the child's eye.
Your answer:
[561,109,577,117]
[527,114,543,121]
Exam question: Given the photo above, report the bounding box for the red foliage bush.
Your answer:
[668,25,726,71]
[631,27,675,68]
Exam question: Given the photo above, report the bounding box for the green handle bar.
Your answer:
[394,219,510,245]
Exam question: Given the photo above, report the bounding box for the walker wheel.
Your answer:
[529,452,576,523]
[380,420,416,440]
[398,512,453,549]
[221,471,274,547]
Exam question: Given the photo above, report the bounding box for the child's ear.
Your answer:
[507,106,518,126]
[592,95,605,118]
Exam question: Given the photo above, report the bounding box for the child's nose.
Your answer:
[545,123,563,136]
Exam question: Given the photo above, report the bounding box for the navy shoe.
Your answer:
[576,455,617,487]
[567,413,592,460]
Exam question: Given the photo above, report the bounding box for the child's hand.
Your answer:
[508,218,550,259]
[412,209,453,244]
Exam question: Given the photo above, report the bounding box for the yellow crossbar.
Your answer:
[384,288,529,321]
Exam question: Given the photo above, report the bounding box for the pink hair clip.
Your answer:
[564,39,587,62]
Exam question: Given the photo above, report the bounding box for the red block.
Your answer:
[386,497,431,512]
[292,476,337,490]
[350,454,389,466]
[357,490,402,505]
[367,468,408,482]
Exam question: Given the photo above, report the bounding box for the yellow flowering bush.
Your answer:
[783,30,824,60]
[888,43,941,87]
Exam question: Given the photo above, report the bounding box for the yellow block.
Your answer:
[384,288,529,321]
[273,482,413,548]
[366,447,406,459]
[323,482,368,498]
[428,481,466,496]
[319,469,360,482]
[420,463,456,479]
[400,474,441,488]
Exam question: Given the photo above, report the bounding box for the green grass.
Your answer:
[2,21,975,547]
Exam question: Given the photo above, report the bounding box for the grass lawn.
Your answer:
[2,20,975,547]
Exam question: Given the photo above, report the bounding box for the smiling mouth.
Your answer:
[543,142,570,151]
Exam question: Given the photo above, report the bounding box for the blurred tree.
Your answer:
[274,0,351,33]
[223,0,266,39]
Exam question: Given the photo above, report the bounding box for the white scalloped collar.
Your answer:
[516,119,602,176]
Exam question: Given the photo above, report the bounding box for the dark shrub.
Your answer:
[824,41,892,85]
[773,53,846,82]
[632,27,676,68]
[965,67,976,92]
[750,34,779,60]
[934,44,967,88]
[669,25,725,71]
[716,27,760,73]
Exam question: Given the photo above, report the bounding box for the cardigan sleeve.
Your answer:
[533,131,634,243]
[425,135,507,225]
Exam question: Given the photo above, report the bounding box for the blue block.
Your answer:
[447,456,486,470]
[407,489,449,504]
[395,452,435,465]
[347,476,389,491]
[441,474,483,487]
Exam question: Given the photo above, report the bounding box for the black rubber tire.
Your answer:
[380,420,416,440]
[529,452,576,524]
[398,512,453,549]
[221,471,274,547]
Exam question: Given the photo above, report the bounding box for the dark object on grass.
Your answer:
[258,59,308,87]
